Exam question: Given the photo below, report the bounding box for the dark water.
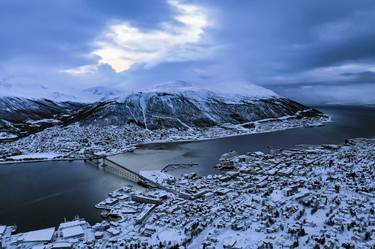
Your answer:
[112,106,375,176]
[0,106,374,232]
[0,161,128,232]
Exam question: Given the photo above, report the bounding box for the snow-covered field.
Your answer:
[2,137,374,248]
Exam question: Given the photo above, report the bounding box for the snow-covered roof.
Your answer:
[59,220,84,229]
[51,242,73,248]
[107,227,120,236]
[22,227,55,242]
[31,245,46,249]
[61,226,84,239]
[0,225,6,235]
[139,170,175,184]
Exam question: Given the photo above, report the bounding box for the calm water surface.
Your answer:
[0,161,130,232]
[112,106,375,175]
[1,106,374,232]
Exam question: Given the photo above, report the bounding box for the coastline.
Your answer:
[2,134,374,248]
[0,112,330,165]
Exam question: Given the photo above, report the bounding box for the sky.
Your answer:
[1,0,375,104]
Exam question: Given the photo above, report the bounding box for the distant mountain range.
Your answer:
[0,83,323,141]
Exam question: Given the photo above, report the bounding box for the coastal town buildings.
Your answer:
[1,137,374,248]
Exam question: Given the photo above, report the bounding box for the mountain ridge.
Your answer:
[0,83,323,141]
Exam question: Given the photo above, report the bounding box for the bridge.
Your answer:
[85,156,158,188]
[85,155,207,201]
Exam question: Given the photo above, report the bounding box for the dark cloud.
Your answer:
[269,83,375,105]
[202,0,375,76]
[1,0,375,104]
[0,0,170,66]
[341,71,375,83]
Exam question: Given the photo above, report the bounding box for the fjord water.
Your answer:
[112,106,375,176]
[0,161,129,232]
[0,106,374,232]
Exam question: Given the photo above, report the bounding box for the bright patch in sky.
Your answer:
[66,0,211,74]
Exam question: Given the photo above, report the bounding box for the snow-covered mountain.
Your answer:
[85,83,315,129]
[0,83,323,141]
[0,97,106,140]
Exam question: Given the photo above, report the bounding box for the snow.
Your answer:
[31,245,46,249]
[51,242,72,248]
[0,132,17,139]
[0,82,112,103]
[61,225,84,239]
[1,81,278,103]
[107,227,120,236]
[146,81,278,99]
[26,118,60,125]
[9,152,61,160]
[22,227,55,242]
[31,246,46,249]
[139,170,175,185]
[142,81,278,104]
[269,189,284,202]
[0,225,5,235]
[59,220,85,229]
[139,94,148,129]
[59,220,85,238]
[154,229,184,244]
[2,137,375,248]
[0,112,328,162]
[216,229,267,248]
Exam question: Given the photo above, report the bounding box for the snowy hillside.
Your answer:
[87,84,312,129]
[0,97,106,140]
[141,81,278,101]
[0,82,323,141]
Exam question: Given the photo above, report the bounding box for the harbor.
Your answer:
[1,106,375,248]
[1,136,374,248]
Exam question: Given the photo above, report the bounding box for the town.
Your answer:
[1,136,374,248]
[0,110,327,162]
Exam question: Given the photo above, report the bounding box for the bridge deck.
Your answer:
[102,157,158,188]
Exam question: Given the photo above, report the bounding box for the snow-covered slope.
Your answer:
[82,83,319,129]
[142,81,278,101]
[0,83,323,140]
[0,97,106,140]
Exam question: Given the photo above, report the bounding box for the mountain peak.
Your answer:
[140,81,278,100]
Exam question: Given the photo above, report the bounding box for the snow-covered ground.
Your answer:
[1,137,374,248]
[0,81,278,103]
[0,132,17,140]
[140,81,278,103]
[8,152,61,161]
[0,111,329,163]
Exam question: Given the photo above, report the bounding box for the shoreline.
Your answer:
[0,113,330,165]
[2,135,374,248]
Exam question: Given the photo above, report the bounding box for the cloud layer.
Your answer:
[1,0,375,104]
[68,0,212,74]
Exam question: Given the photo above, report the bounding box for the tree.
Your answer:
[292,240,299,248]
[298,227,306,237]
[334,185,340,193]
[364,231,371,241]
